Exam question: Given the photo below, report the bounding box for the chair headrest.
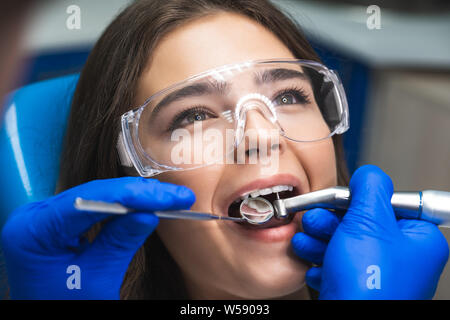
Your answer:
[0,74,79,222]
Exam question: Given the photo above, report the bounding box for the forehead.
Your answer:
[137,12,295,104]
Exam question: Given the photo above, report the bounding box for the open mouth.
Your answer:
[228,184,298,229]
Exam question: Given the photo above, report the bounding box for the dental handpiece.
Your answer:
[273,187,450,227]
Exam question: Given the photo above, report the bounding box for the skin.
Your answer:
[137,12,338,299]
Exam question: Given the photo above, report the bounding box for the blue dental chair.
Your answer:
[0,74,79,296]
[0,74,79,221]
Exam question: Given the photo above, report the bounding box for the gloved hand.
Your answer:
[291,198,342,290]
[292,165,449,299]
[1,177,195,299]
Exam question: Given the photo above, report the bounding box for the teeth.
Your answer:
[239,184,294,201]
[250,191,260,198]
[235,194,248,203]
[247,199,272,213]
[259,188,272,196]
[272,185,284,193]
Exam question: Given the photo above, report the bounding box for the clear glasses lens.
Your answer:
[122,61,348,175]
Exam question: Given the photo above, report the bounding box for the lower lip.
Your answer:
[228,213,301,243]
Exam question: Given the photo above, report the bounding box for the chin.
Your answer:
[233,259,309,299]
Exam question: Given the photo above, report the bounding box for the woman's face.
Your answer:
[137,12,338,299]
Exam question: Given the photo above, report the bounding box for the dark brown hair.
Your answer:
[58,0,349,299]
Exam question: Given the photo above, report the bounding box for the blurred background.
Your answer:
[1,0,450,298]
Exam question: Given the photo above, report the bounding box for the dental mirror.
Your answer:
[239,196,275,225]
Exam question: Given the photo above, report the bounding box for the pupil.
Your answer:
[281,95,292,104]
[189,112,204,122]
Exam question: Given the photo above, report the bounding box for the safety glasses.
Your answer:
[117,59,349,177]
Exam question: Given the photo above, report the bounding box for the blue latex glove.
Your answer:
[292,165,449,299]
[1,177,195,299]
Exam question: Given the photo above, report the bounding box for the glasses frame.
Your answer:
[117,58,349,177]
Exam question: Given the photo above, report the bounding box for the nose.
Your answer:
[234,93,277,145]
[234,108,285,166]
[232,93,286,166]
[245,109,282,154]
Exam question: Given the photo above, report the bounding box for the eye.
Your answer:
[168,106,216,131]
[273,88,310,106]
[186,111,208,123]
[276,93,296,105]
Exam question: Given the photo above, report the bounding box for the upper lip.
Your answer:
[218,173,303,225]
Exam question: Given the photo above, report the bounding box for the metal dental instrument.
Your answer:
[272,187,450,227]
[74,198,245,222]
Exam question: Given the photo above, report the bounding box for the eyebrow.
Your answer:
[149,68,307,119]
[256,67,307,85]
[150,81,228,119]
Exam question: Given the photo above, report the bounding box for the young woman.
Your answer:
[59,0,349,299]
[2,0,447,300]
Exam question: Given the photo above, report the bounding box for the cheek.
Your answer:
[156,218,241,296]
[157,220,227,266]
[153,166,232,279]
[290,138,338,189]
[157,165,224,211]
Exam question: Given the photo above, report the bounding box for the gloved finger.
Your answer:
[398,219,449,263]
[87,212,159,255]
[345,164,397,229]
[397,219,440,239]
[291,232,328,265]
[73,176,196,212]
[305,266,322,292]
[26,177,195,248]
[302,208,341,241]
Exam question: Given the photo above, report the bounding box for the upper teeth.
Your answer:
[235,185,294,202]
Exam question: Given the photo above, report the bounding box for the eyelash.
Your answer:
[166,86,311,131]
[272,86,311,105]
[167,106,216,132]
